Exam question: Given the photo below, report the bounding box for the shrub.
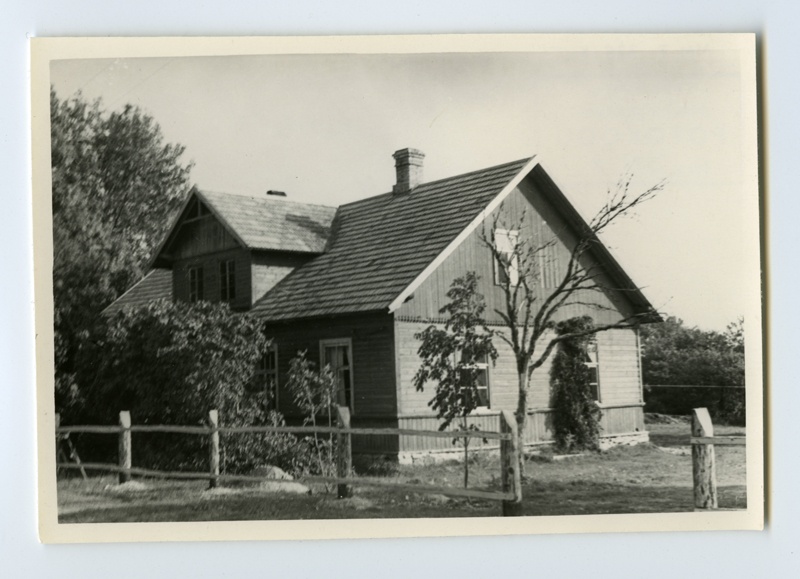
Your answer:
[549,316,602,453]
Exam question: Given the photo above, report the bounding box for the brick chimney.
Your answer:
[392,148,425,193]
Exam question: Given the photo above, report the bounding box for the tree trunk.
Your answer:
[515,369,529,477]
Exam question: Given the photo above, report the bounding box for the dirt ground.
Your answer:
[57,420,747,522]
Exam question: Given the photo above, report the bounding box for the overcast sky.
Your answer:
[50,47,753,332]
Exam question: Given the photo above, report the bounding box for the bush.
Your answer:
[549,317,602,453]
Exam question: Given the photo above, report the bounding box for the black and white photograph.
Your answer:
[32,34,762,543]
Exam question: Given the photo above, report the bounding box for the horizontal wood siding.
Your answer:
[395,320,556,416]
[251,250,315,305]
[600,405,645,434]
[173,248,252,311]
[396,178,634,326]
[264,313,397,419]
[597,328,643,406]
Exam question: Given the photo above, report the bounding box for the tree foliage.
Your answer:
[75,299,270,425]
[414,272,497,487]
[640,316,745,424]
[639,316,744,387]
[549,316,602,452]
[51,87,193,410]
[286,351,339,487]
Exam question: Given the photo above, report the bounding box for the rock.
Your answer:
[258,480,311,494]
[104,480,148,493]
[251,465,294,481]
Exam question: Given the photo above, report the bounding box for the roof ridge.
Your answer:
[197,188,338,210]
[338,156,533,210]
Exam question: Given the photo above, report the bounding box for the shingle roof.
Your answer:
[251,158,532,321]
[197,190,337,254]
[103,269,173,315]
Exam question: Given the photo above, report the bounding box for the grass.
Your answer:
[57,422,747,523]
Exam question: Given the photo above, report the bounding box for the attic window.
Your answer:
[220,259,236,301]
[493,229,519,287]
[189,266,204,302]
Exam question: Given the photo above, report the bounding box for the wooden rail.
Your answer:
[56,408,521,514]
[690,407,746,510]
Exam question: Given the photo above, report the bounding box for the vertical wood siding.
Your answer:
[264,313,397,419]
[396,178,635,326]
[167,214,239,259]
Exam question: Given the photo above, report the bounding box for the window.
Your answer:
[248,346,278,410]
[584,339,600,402]
[320,339,354,412]
[248,345,279,411]
[459,351,491,409]
[220,259,236,301]
[493,229,519,286]
[188,267,204,302]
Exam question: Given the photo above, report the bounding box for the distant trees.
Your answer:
[51,87,193,413]
[640,316,745,424]
[640,316,745,388]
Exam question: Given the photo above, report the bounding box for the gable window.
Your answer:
[320,339,354,412]
[493,229,519,286]
[459,351,491,409]
[248,345,279,411]
[584,339,600,402]
[220,259,236,301]
[188,266,204,302]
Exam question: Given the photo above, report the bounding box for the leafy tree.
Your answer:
[286,351,340,490]
[640,316,745,423]
[72,299,271,471]
[480,174,663,470]
[639,316,744,387]
[413,272,498,488]
[51,87,193,413]
[549,317,603,452]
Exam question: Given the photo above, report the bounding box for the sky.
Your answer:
[50,46,755,332]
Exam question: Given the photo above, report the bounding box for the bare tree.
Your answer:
[479,174,664,472]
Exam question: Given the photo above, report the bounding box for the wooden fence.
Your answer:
[690,407,746,510]
[56,407,524,516]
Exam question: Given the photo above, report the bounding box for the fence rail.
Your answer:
[56,408,523,515]
[690,407,746,510]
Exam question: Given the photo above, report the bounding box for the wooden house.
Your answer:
[107,148,661,461]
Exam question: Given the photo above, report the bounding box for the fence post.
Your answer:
[118,411,132,484]
[208,409,220,489]
[500,410,523,516]
[692,407,718,509]
[336,405,353,499]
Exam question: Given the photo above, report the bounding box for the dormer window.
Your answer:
[188,266,204,302]
[220,259,236,301]
[494,229,519,286]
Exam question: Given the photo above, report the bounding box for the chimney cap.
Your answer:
[393,148,425,161]
[267,190,287,197]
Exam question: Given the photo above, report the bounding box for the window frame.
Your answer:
[219,259,236,302]
[493,228,520,287]
[319,338,355,414]
[247,344,279,411]
[584,338,601,403]
[188,266,204,302]
[458,350,492,411]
